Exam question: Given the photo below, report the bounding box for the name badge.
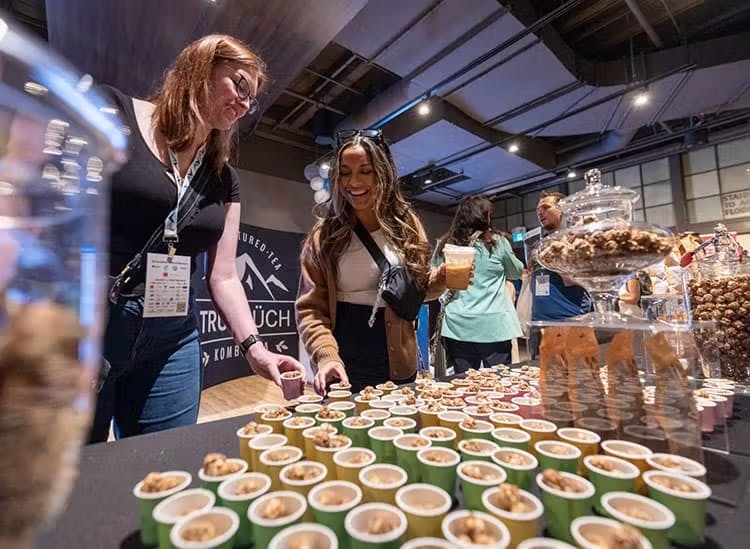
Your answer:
[535,274,550,297]
[143,253,191,318]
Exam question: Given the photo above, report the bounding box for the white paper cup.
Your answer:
[646,453,706,479]
[170,507,240,549]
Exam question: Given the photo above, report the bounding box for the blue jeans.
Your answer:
[88,296,202,442]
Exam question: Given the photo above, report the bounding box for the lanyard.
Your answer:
[164,143,206,256]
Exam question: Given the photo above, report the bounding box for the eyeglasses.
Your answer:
[231,74,259,116]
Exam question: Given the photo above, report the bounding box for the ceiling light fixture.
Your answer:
[567,169,577,179]
[633,92,650,107]
[508,143,519,153]
[417,101,431,116]
[425,178,432,185]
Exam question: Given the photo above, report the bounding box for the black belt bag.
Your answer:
[354,220,426,323]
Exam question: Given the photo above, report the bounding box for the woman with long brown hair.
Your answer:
[90,35,305,441]
[296,130,446,393]
[434,196,524,372]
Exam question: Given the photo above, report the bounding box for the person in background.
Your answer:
[90,35,306,442]
[529,191,592,358]
[434,197,524,372]
[618,270,652,318]
[296,129,446,394]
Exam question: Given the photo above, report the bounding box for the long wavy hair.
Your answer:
[437,196,497,257]
[302,135,430,287]
[150,34,267,172]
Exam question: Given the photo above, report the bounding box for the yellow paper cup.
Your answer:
[333,448,376,486]
[442,510,511,549]
[556,428,600,473]
[438,411,468,446]
[279,460,328,499]
[571,516,653,549]
[169,507,239,549]
[268,523,338,549]
[358,463,407,505]
[236,424,274,465]
[395,483,452,540]
[255,404,285,427]
[418,405,445,428]
[519,420,557,454]
[283,416,316,450]
[302,425,337,461]
[315,435,352,480]
[259,446,303,490]
[198,459,248,495]
[248,434,288,475]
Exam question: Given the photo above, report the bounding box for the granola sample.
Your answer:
[141,472,182,493]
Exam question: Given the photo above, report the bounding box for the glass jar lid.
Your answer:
[558,168,639,227]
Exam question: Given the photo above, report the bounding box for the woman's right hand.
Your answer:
[313,361,349,396]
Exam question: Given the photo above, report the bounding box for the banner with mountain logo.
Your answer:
[195,223,304,388]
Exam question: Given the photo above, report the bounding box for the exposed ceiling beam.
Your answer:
[624,0,663,48]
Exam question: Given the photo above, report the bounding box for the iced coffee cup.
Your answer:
[443,244,475,290]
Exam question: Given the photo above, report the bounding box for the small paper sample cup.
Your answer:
[297,394,324,404]
[170,507,240,549]
[268,523,338,549]
[482,486,543,548]
[536,471,595,544]
[418,404,445,428]
[396,483,452,540]
[491,428,531,451]
[342,416,375,448]
[152,488,216,549]
[582,454,640,514]
[370,399,396,410]
[327,390,353,403]
[438,411,468,445]
[416,446,461,496]
[516,538,575,549]
[601,491,676,549]
[519,420,556,454]
[302,426,337,461]
[134,471,192,547]
[247,491,308,549]
[489,413,524,429]
[315,436,353,480]
[442,510,510,549]
[464,406,494,421]
[419,426,456,449]
[236,423,274,465]
[457,460,507,511]
[368,426,403,465]
[361,409,391,426]
[217,473,271,548]
[333,447,377,486]
[646,453,706,480]
[401,537,456,549]
[394,434,432,482]
[345,502,408,549]
[358,463,407,505]
[280,370,305,401]
[308,480,363,542]
[315,410,347,430]
[601,439,652,492]
[376,383,399,395]
[390,405,419,420]
[279,460,328,498]
[511,397,542,419]
[295,403,323,420]
[255,404,285,427]
[199,459,248,495]
[570,516,652,549]
[458,438,500,463]
[460,419,494,441]
[575,417,617,440]
[283,416,316,450]
[534,441,581,474]
[259,446,303,490]
[248,434,288,475]
[491,448,538,490]
[695,398,717,432]
[330,381,352,392]
[329,401,356,418]
[556,428,600,473]
[262,409,294,434]
[385,416,417,434]
[642,470,711,547]
[354,395,377,414]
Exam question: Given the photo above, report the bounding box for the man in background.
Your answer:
[528,191,592,358]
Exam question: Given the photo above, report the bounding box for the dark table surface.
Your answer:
[37,397,750,549]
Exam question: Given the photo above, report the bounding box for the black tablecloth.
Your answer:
[37,397,750,549]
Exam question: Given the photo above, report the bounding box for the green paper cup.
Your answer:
[370,399,396,411]
[368,426,403,465]
[643,470,711,547]
[345,502,407,549]
[262,410,293,434]
[152,488,216,549]
[646,453,707,480]
[302,425,337,461]
[384,416,417,434]
[268,523,338,549]
[458,438,500,463]
[217,473,271,548]
[556,428,600,474]
[283,416,315,450]
[442,510,511,549]
[308,480,363,542]
[601,491,675,549]
[419,426,456,449]
[259,446,303,490]
[134,471,192,547]
[457,461,507,511]
[295,403,323,420]
[315,409,347,430]
[361,409,391,426]
[297,394,325,405]
[330,401,356,418]
[418,404,445,428]
[516,538,575,549]
[249,434,288,474]
[236,424,274,465]
[582,455,639,514]
[460,419,495,441]
[491,428,531,451]
[464,406,494,422]
[570,516,653,549]
[198,459,248,495]
[534,441,581,474]
[358,464,407,505]
[328,390,353,403]
[279,460,328,500]
[519,420,557,454]
[316,435,353,480]
[375,383,399,395]
[396,483,452,540]
[393,434,432,482]
[342,416,375,448]
[489,413,524,429]
[416,447,461,495]
[401,537,455,549]
[482,486,543,548]
[390,405,419,421]
[330,382,352,392]
[333,448,377,486]
[170,507,239,549]
[601,439,653,494]
[536,471,594,544]
[247,491,308,549]
[354,395,379,414]
[491,448,538,490]
[438,411,468,446]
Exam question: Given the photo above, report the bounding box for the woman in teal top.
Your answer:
[434,197,524,372]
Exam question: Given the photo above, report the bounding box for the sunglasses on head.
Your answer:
[335,128,385,147]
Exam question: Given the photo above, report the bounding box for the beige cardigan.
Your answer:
[296,223,444,381]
